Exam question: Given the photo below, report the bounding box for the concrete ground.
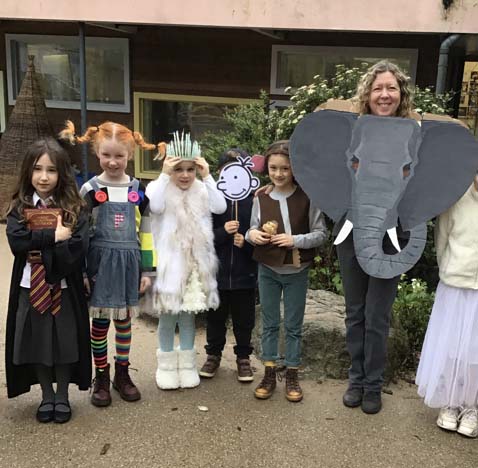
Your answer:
[0,225,476,468]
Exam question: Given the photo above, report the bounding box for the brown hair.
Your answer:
[264,140,290,175]
[7,138,86,228]
[59,120,161,160]
[353,60,413,118]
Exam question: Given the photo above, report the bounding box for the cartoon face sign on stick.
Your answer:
[216,156,260,201]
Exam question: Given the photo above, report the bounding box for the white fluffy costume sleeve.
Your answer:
[146,174,221,315]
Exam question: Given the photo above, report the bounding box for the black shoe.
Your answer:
[342,387,363,408]
[54,401,72,424]
[36,401,54,423]
[361,390,382,414]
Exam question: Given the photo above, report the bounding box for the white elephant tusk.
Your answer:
[334,220,354,245]
[387,228,401,253]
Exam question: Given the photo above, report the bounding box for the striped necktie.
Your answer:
[29,200,61,315]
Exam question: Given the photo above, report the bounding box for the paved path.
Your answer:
[0,226,476,467]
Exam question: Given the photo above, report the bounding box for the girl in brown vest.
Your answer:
[246,140,327,401]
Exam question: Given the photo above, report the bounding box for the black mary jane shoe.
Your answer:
[36,401,55,423]
[54,401,72,424]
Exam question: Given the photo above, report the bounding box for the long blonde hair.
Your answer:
[353,60,413,118]
[59,120,163,159]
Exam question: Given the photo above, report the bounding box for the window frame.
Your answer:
[133,92,257,179]
[0,71,6,133]
[270,45,418,95]
[5,33,130,113]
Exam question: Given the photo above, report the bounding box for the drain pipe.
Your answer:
[435,34,460,95]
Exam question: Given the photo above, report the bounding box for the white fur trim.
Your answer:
[178,348,200,388]
[150,179,220,315]
[155,349,179,390]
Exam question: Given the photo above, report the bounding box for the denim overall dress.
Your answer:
[87,177,141,320]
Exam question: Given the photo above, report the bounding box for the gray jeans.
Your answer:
[337,235,400,392]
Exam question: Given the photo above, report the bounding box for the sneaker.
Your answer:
[199,355,221,378]
[361,390,382,414]
[254,366,277,399]
[236,358,254,382]
[285,368,303,402]
[457,408,478,438]
[436,407,460,431]
[343,386,363,408]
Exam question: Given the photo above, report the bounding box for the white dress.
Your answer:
[416,281,478,408]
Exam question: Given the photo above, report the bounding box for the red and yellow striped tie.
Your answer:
[30,264,61,315]
[29,199,61,315]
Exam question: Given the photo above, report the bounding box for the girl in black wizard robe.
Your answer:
[5,138,91,424]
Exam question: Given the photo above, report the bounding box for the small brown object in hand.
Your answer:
[262,220,278,236]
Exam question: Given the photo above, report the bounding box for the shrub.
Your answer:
[392,276,435,370]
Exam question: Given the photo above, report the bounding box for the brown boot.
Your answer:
[113,361,141,402]
[254,366,276,399]
[91,365,112,407]
[285,368,303,402]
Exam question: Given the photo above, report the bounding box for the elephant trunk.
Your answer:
[351,203,427,279]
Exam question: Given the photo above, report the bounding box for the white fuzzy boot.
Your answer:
[178,348,200,388]
[155,349,179,390]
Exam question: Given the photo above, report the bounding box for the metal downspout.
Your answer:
[435,34,460,95]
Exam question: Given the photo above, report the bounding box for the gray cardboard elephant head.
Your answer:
[290,109,478,279]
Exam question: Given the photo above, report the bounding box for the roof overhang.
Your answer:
[2,0,478,34]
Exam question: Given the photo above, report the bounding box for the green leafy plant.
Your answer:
[413,86,454,115]
[200,91,280,175]
[308,237,343,295]
[392,276,435,370]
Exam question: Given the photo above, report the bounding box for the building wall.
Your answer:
[2,0,478,34]
[0,20,444,173]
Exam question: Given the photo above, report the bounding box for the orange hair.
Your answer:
[59,120,162,160]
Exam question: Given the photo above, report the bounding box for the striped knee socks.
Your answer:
[91,318,110,369]
[114,317,132,366]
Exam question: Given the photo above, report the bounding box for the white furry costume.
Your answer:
[146,173,227,315]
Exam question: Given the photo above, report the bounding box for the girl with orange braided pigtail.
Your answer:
[60,120,158,407]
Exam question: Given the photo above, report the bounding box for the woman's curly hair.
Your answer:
[353,60,413,118]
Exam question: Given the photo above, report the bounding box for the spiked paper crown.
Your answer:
[166,131,201,159]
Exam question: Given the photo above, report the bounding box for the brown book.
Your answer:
[24,208,62,230]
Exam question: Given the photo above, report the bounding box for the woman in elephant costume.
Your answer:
[290,61,478,414]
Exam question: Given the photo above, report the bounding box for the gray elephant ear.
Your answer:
[398,120,478,231]
[290,110,357,222]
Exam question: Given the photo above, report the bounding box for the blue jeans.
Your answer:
[258,265,310,367]
[158,312,196,352]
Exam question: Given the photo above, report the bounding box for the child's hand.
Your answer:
[271,233,294,248]
[55,215,72,242]
[254,184,274,197]
[224,220,239,234]
[83,277,91,297]
[194,157,210,179]
[162,156,182,176]
[233,233,245,248]
[249,229,270,245]
[139,275,152,293]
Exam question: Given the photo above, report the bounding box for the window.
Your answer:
[271,45,418,95]
[458,61,478,135]
[134,93,256,178]
[6,34,130,112]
